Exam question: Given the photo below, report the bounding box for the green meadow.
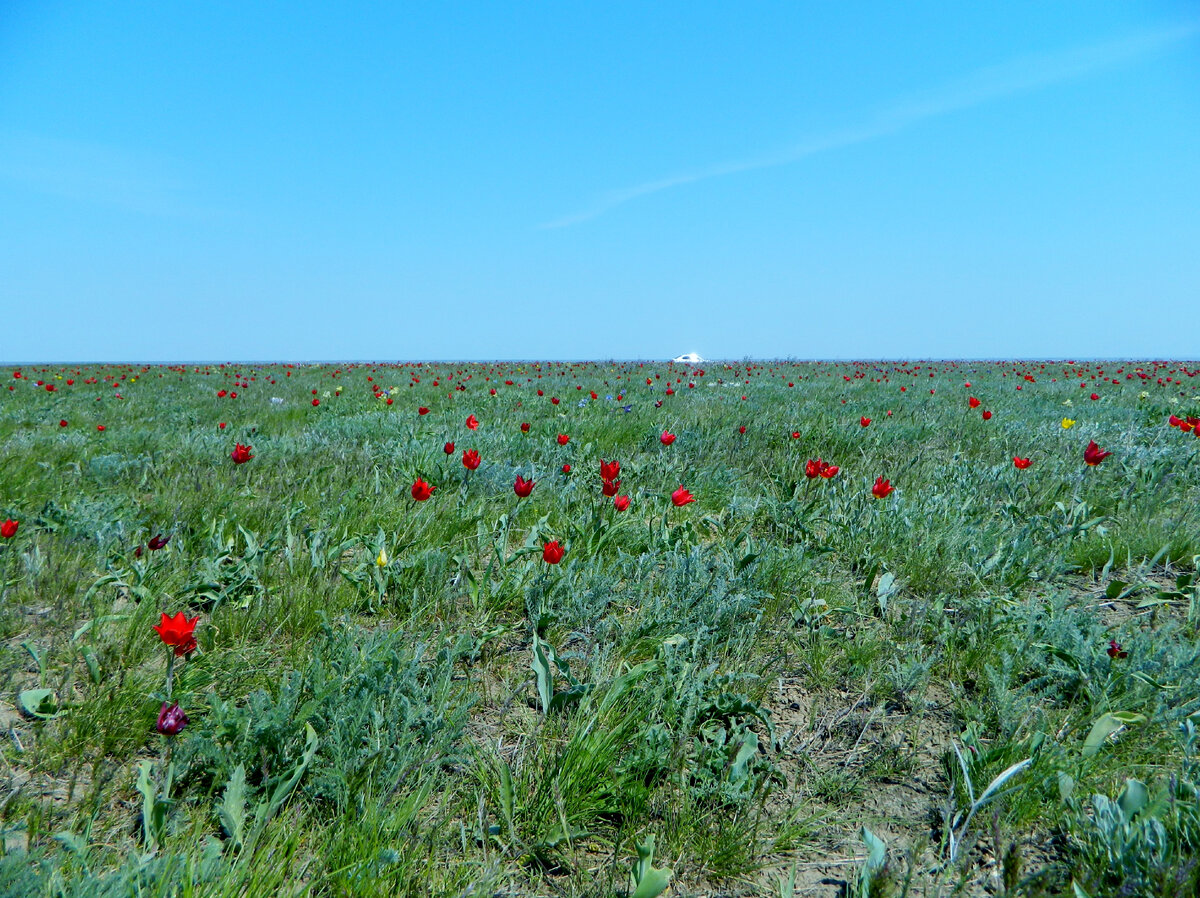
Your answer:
[1,359,1198,897]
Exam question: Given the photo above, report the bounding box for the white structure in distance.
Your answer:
[671,352,706,365]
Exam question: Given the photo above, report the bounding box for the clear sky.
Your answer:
[2,2,1198,362]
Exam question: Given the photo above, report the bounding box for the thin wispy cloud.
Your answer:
[541,20,1200,229]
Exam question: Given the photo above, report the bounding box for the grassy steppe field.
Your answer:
[1,359,1199,898]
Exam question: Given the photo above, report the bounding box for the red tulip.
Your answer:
[805,458,822,479]
[411,477,435,501]
[542,540,565,564]
[562,464,571,474]
[520,422,530,433]
[1,519,18,539]
[1106,639,1128,660]
[1084,441,1112,466]
[97,425,106,432]
[601,478,620,497]
[819,462,839,479]
[230,443,253,464]
[660,431,676,446]
[671,486,695,507]
[218,422,226,429]
[871,476,894,499]
[466,414,479,430]
[557,434,570,446]
[444,441,455,454]
[513,475,535,498]
[982,410,992,421]
[600,459,620,481]
[462,449,481,470]
[613,495,630,512]
[59,419,68,427]
[153,612,199,657]
[418,407,430,415]
[156,702,189,736]
[860,417,871,427]
[147,534,171,551]
[1013,456,1032,469]
[968,396,981,409]
[1090,393,1099,401]
[738,425,746,434]
[791,431,801,439]
[312,398,320,407]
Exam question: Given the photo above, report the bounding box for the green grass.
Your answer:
[2,359,1199,897]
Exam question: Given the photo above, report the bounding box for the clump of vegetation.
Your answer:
[1,358,1198,895]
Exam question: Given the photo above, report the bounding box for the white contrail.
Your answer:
[540,20,1200,229]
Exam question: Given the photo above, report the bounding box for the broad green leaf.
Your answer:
[728,731,759,787]
[218,764,247,851]
[1117,778,1148,820]
[631,869,671,898]
[631,834,672,898]
[530,635,553,715]
[1083,712,1144,757]
[861,826,886,873]
[1057,771,1075,801]
[135,760,159,849]
[18,688,61,719]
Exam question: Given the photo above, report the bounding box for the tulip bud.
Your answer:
[156,702,189,736]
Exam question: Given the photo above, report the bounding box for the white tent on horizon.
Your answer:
[671,352,706,364]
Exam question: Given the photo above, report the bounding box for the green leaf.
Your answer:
[218,765,247,851]
[975,758,1032,808]
[531,634,553,715]
[1105,579,1128,599]
[548,682,592,713]
[1111,711,1148,725]
[736,551,760,572]
[1117,778,1148,820]
[861,826,886,873]
[245,723,318,857]
[728,730,759,787]
[18,688,61,719]
[79,646,102,685]
[631,869,671,898]
[135,760,163,849]
[498,759,515,833]
[631,834,672,898]
[876,572,898,614]
[1057,771,1075,801]
[72,613,130,642]
[1083,712,1145,757]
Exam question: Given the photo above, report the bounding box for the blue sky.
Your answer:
[2,2,1198,361]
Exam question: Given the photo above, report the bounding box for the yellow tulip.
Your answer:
[376,548,388,567]
[1061,418,1076,429]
